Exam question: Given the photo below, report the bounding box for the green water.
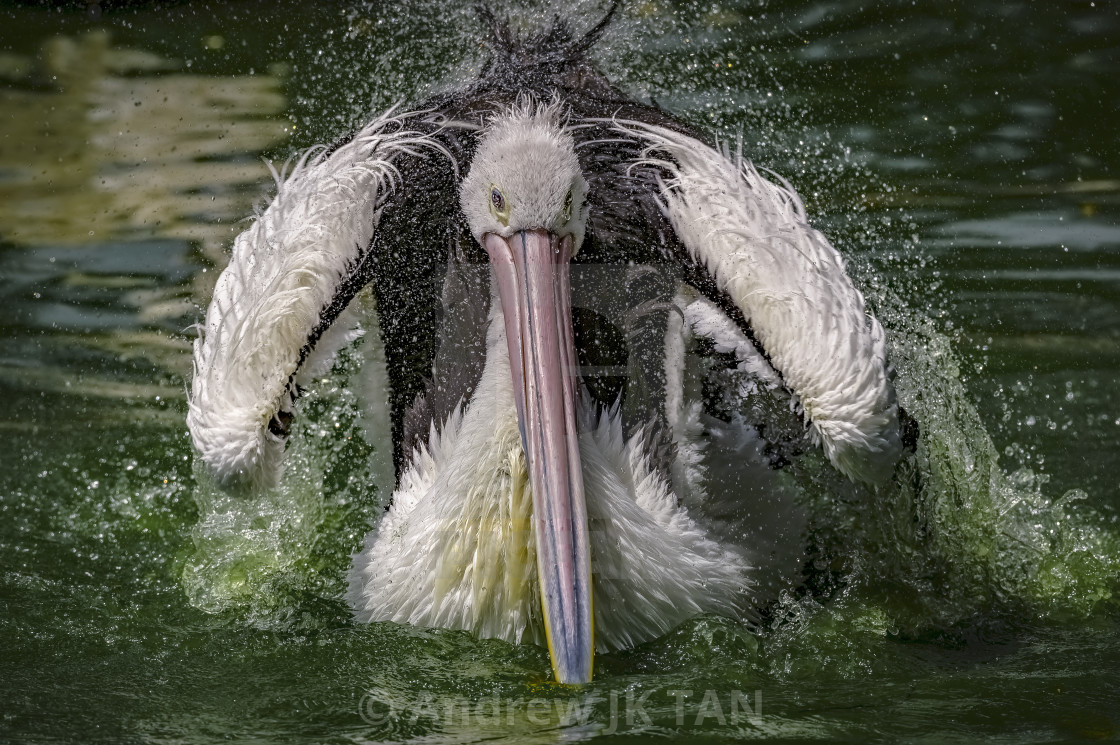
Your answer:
[2,1,1119,742]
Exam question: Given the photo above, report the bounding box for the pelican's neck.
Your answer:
[395,274,524,500]
[348,274,546,645]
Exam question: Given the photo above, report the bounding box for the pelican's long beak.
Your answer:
[484,228,593,684]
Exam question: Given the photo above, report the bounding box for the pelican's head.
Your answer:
[459,102,594,685]
[460,101,589,251]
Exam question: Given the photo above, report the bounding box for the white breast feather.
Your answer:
[348,285,751,651]
[613,121,902,483]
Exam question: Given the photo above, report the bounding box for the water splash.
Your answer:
[181,346,384,629]
[847,293,1118,630]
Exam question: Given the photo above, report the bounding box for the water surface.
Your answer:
[2,1,1118,742]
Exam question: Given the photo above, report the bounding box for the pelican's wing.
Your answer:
[613,121,901,484]
[187,110,452,490]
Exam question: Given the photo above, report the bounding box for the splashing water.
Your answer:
[3,1,1119,742]
[182,346,387,630]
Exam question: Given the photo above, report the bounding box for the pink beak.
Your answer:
[484,228,594,684]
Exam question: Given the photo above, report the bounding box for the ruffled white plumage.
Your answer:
[188,110,447,490]
[348,287,751,652]
[613,120,901,483]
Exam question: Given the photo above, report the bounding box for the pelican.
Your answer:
[187,7,904,684]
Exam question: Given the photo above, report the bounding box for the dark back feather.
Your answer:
[349,7,781,480]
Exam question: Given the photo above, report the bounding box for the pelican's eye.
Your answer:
[561,189,573,222]
[490,186,509,226]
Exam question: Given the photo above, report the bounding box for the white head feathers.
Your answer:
[459,99,590,252]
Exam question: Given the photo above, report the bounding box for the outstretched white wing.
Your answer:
[188,110,447,490]
[615,120,901,483]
